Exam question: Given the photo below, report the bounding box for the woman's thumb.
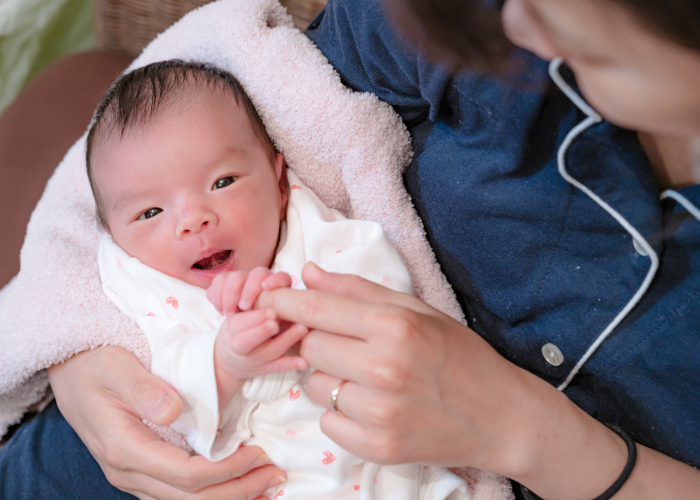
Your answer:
[142,386,183,426]
[118,362,184,426]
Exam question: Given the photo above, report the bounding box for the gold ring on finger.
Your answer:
[329,380,349,417]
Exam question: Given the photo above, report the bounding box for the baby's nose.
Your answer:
[176,203,216,237]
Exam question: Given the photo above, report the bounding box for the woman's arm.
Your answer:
[48,346,286,499]
[257,263,700,500]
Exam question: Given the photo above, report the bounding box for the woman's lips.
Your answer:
[192,250,235,278]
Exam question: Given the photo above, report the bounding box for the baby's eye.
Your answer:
[138,208,162,220]
[213,176,236,190]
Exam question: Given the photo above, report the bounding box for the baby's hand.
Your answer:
[207,267,292,316]
[214,308,309,381]
[208,268,307,387]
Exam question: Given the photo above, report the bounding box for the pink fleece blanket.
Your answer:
[0,1,511,497]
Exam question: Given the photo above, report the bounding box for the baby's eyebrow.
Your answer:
[111,192,132,212]
[111,191,149,213]
[108,146,250,213]
[202,145,246,170]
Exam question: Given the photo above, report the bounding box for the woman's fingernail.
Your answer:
[374,366,400,383]
[267,475,287,489]
[152,394,174,419]
[251,453,272,468]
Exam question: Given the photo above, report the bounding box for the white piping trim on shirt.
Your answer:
[660,190,700,223]
[549,58,660,391]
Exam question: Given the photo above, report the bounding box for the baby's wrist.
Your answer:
[214,351,245,409]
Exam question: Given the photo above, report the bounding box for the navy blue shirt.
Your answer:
[306,0,700,468]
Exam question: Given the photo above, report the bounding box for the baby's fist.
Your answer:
[215,309,309,380]
[207,268,292,316]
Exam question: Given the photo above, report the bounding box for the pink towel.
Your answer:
[0,1,510,498]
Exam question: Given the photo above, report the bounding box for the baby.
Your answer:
[88,59,468,500]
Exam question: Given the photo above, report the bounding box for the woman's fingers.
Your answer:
[305,371,361,418]
[106,430,279,493]
[86,357,277,489]
[118,462,284,499]
[256,266,433,341]
[256,287,386,341]
[89,345,184,427]
[299,329,378,385]
[49,346,285,498]
[302,371,391,462]
[302,262,424,311]
[301,262,383,299]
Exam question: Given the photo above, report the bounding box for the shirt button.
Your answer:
[542,343,564,367]
[633,238,648,256]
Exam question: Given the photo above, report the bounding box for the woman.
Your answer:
[2,0,699,498]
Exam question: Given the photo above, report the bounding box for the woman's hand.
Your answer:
[257,263,700,500]
[48,346,286,500]
[257,262,523,470]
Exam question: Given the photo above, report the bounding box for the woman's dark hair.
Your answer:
[383,0,512,73]
[611,0,700,51]
[384,0,700,72]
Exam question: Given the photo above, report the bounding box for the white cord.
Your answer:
[660,189,700,223]
[548,58,660,391]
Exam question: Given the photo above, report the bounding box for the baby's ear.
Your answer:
[275,153,289,214]
[98,211,111,234]
[274,152,287,180]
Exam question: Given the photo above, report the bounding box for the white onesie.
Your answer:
[98,170,470,500]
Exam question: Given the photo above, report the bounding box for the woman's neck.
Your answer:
[638,132,700,191]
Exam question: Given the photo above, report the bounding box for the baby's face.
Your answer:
[93,90,288,288]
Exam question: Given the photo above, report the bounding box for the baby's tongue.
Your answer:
[194,250,231,270]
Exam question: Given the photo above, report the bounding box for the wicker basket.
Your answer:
[281,0,326,29]
[95,0,327,55]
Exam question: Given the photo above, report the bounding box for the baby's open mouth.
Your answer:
[193,250,232,270]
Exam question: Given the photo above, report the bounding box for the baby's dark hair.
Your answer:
[86,59,276,228]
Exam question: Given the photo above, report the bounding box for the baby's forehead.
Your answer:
[112,80,239,129]
[98,91,244,165]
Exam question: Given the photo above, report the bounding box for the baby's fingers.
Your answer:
[239,267,274,311]
[225,313,282,356]
[207,271,248,316]
[252,323,309,364]
[258,354,309,375]
[262,272,292,291]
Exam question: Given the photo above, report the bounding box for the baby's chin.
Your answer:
[181,273,214,289]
